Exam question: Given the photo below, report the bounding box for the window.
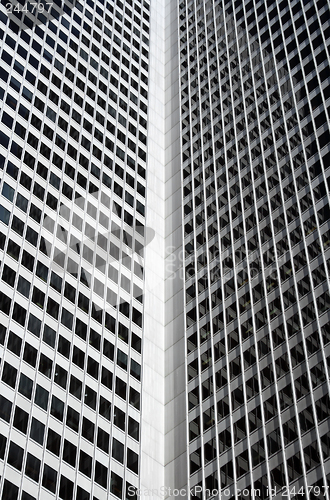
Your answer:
[38,354,52,378]
[130,387,140,410]
[58,335,70,358]
[7,331,22,356]
[2,181,14,201]
[2,362,17,388]
[54,364,67,389]
[35,384,49,410]
[112,437,124,463]
[101,366,113,388]
[79,450,92,477]
[47,297,59,319]
[95,461,107,488]
[42,464,57,493]
[43,324,56,348]
[23,343,37,367]
[47,428,61,456]
[85,386,97,410]
[0,395,12,422]
[66,406,79,432]
[97,427,109,453]
[127,448,139,474]
[128,417,139,440]
[63,439,77,467]
[73,346,85,368]
[131,359,141,380]
[7,442,24,470]
[59,475,74,500]
[69,374,82,399]
[61,308,73,330]
[2,480,18,500]
[110,471,123,498]
[82,416,94,443]
[2,263,15,286]
[18,373,33,399]
[0,433,6,459]
[30,417,45,445]
[99,396,111,420]
[51,395,64,421]
[27,314,41,338]
[114,406,125,431]
[115,377,127,400]
[25,453,41,482]
[13,406,29,433]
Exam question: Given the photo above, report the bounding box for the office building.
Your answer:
[0,0,148,499]
[0,0,330,499]
[180,0,330,498]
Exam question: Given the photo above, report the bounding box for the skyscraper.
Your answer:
[0,0,149,498]
[179,0,330,498]
[0,0,330,500]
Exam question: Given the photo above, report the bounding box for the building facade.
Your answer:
[0,0,149,499]
[179,0,330,498]
[0,0,330,500]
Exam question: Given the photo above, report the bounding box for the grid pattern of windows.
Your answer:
[179,0,330,498]
[0,0,149,498]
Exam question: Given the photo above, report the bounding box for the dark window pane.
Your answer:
[35,384,49,411]
[63,439,77,467]
[47,428,61,456]
[110,471,122,499]
[128,417,139,441]
[66,406,79,432]
[39,353,52,378]
[2,480,18,500]
[25,453,41,482]
[95,461,108,488]
[18,373,33,399]
[82,417,94,443]
[51,395,64,421]
[43,324,56,347]
[97,428,109,453]
[0,434,7,459]
[30,417,45,445]
[99,396,111,421]
[42,464,57,493]
[58,335,70,358]
[69,374,82,399]
[79,450,92,477]
[54,364,67,389]
[73,346,85,368]
[112,438,124,463]
[13,406,29,433]
[59,475,74,500]
[76,486,89,500]
[84,386,97,410]
[129,387,140,410]
[7,331,22,355]
[2,361,17,388]
[114,407,125,431]
[115,377,126,400]
[7,442,24,470]
[27,314,42,337]
[127,448,139,474]
[23,343,37,367]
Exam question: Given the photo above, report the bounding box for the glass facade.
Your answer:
[179,0,330,498]
[0,0,149,498]
[1,0,330,498]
